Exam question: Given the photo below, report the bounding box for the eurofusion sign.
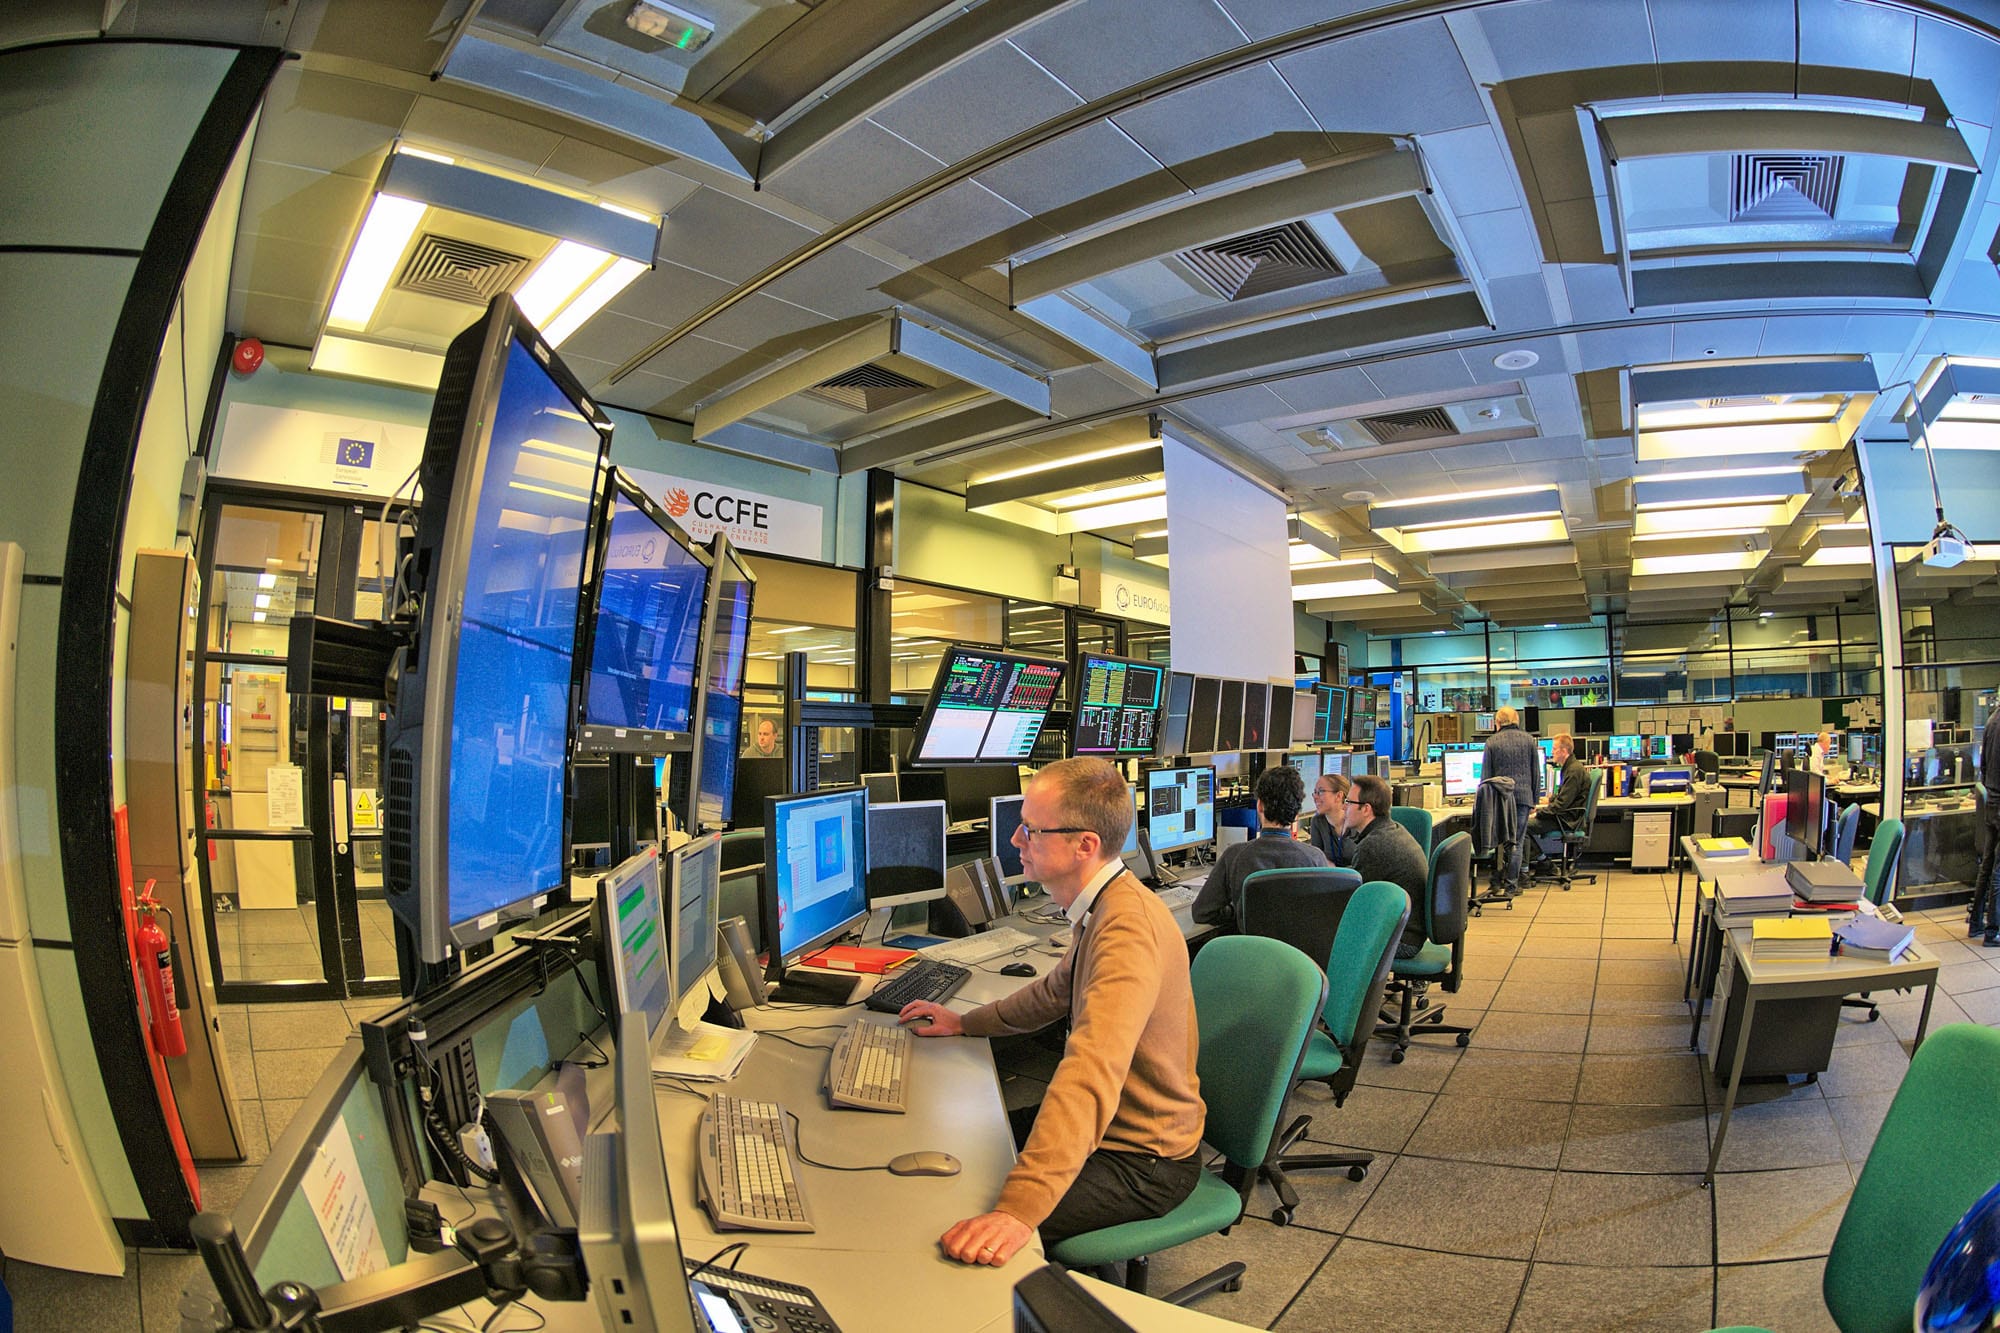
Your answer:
[1081,570,1171,625]
[621,466,824,561]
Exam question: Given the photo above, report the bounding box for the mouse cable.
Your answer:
[781,1109,899,1172]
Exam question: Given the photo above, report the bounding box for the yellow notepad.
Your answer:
[1753,917,1832,940]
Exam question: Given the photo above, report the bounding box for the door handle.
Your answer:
[333,777,350,849]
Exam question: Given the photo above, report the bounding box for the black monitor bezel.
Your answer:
[1157,670,1196,758]
[905,641,1068,766]
[1187,675,1221,754]
[687,534,757,832]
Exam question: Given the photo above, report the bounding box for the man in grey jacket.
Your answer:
[1342,774,1430,959]
[1480,707,1542,892]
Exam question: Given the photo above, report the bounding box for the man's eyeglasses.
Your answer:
[1342,798,1369,808]
[1017,824,1088,839]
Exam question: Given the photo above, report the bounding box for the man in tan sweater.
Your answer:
[898,757,1205,1268]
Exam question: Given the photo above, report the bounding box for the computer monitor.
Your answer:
[1217,679,1245,753]
[599,847,671,1043]
[1144,765,1215,855]
[862,772,899,805]
[1442,751,1483,798]
[1187,676,1221,754]
[1347,686,1378,744]
[1071,651,1166,757]
[1268,684,1295,750]
[1574,706,1613,734]
[728,756,787,830]
[1316,684,1349,746]
[1475,712,1496,733]
[990,793,1027,884]
[1290,688,1317,745]
[1536,737,1555,761]
[1718,732,1750,758]
[1607,734,1641,760]
[760,787,869,1003]
[576,472,711,755]
[946,764,1021,824]
[866,799,948,909]
[1155,671,1194,758]
[384,295,610,966]
[665,833,721,1030]
[1243,681,1270,750]
[691,536,756,832]
[1784,768,1825,859]
[1290,752,1323,789]
[1644,735,1672,761]
[908,643,1065,765]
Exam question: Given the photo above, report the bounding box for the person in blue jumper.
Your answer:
[1480,705,1543,892]
[1191,763,1329,934]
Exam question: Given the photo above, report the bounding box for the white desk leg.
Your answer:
[1705,989,1755,1188]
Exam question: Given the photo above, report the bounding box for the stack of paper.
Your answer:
[1715,869,1796,921]
[650,1021,757,1082]
[1752,916,1834,962]
[1786,860,1865,907]
[1834,916,1917,963]
[1694,836,1752,857]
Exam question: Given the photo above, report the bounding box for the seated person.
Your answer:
[1302,771,1349,865]
[1526,731,1590,857]
[1192,764,1330,933]
[1342,774,1430,960]
[898,757,1205,1265]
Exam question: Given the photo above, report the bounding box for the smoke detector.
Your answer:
[1493,349,1540,371]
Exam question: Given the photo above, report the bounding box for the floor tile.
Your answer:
[249,1006,355,1051]
[1265,1145,1388,1235]
[1492,979,1594,1015]
[1512,1260,1715,1332]
[1289,1083,1434,1155]
[1714,1164,1853,1263]
[1574,1052,1707,1106]
[1442,1048,1583,1103]
[264,1098,307,1141]
[1505,957,1599,985]
[1715,1257,1838,1332]
[138,1249,206,1333]
[1145,1215,1336,1329]
[1273,1239,1525,1332]
[1602,939,1685,960]
[1562,1103,1710,1173]
[1815,1039,1913,1098]
[253,1047,344,1101]
[1825,1092,1894,1164]
[1346,1157,1554,1260]
[1517,936,1602,959]
[1404,1092,1571,1169]
[1596,958,1688,988]
[1474,1010,1590,1054]
[1587,1013,1697,1055]
[1535,1172,1712,1268]
[5,1255,142,1331]
[1354,1041,1461,1093]
[1710,1095,1845,1172]
[1591,982,1688,1017]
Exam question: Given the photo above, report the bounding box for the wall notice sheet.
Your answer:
[303,1116,389,1280]
[266,764,305,827]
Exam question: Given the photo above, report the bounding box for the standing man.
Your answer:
[1193,764,1330,933]
[899,757,1205,1263]
[1480,706,1542,892]
[1808,726,1836,776]
[1525,733,1591,863]
[1341,774,1431,960]
[1303,771,1350,864]
[1974,708,2000,947]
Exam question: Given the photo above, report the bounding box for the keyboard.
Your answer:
[696,1095,814,1232]
[863,958,970,1014]
[1155,884,1197,913]
[919,926,1039,966]
[825,1021,912,1112]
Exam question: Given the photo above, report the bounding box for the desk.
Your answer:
[1599,795,1696,901]
[1702,928,1939,1186]
[1672,834,1770,947]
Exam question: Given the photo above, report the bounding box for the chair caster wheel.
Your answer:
[1868,1011,1880,1022]
[1456,1032,1471,1047]
[1222,1276,1243,1293]
[1348,1165,1367,1182]
[1271,1206,1294,1226]
[1390,1047,1406,1064]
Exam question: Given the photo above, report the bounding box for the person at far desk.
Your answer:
[1480,706,1542,891]
[1809,726,1836,776]
[1191,764,1330,933]
[1972,706,2000,947]
[1303,771,1349,863]
[897,756,1204,1268]
[1526,732,1590,864]
[1343,774,1431,960]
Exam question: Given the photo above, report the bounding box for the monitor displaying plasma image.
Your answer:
[599,847,672,1045]
[690,536,755,832]
[1217,679,1246,754]
[1157,671,1195,758]
[1475,712,1497,733]
[1443,751,1484,798]
[1071,652,1166,757]
[1187,676,1221,754]
[865,799,948,909]
[1145,765,1216,855]
[576,472,711,756]
[1241,681,1269,751]
[908,643,1066,765]
[761,787,870,1004]
[665,833,722,1031]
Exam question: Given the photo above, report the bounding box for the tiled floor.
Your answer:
[212,897,399,984]
[10,867,1999,1330]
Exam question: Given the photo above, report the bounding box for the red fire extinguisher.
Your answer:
[135,881,187,1059]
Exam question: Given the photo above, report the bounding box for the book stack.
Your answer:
[1715,869,1796,922]
[1834,916,1917,963]
[1786,860,1865,908]
[1752,915,1834,962]
[1693,836,1752,858]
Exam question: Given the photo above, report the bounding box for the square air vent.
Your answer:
[1177,221,1343,302]
[1730,154,1844,222]
[1357,406,1456,445]
[802,363,930,414]
[396,233,535,305]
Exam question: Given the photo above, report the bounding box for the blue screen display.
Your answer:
[446,337,599,928]
[770,788,868,961]
[694,549,753,828]
[585,492,708,735]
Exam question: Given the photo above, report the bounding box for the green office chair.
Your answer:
[1239,875,1409,1224]
[1377,832,1474,1062]
[1048,935,1326,1304]
[1388,805,1434,853]
[1708,1023,2000,1333]
[1535,768,1601,892]
[1844,816,1907,1022]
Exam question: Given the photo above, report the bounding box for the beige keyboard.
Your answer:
[826,1021,911,1113]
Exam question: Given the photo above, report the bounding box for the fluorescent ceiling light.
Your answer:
[1640,493,1789,511]
[253,593,271,609]
[1914,420,2000,450]
[1402,517,1570,552]
[1631,550,1762,576]
[1804,546,1871,566]
[1044,479,1165,510]
[516,241,610,325]
[1637,403,1836,430]
[973,442,1159,487]
[1292,576,1399,600]
[309,334,444,390]
[325,193,426,331]
[1057,495,1168,533]
[767,625,815,634]
[543,255,646,347]
[251,611,267,623]
[256,572,277,589]
[1633,502,1793,535]
[1133,528,1168,539]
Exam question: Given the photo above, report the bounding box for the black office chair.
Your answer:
[1693,750,1720,782]
[1532,769,1601,892]
[1467,774,1520,914]
[1377,832,1475,1061]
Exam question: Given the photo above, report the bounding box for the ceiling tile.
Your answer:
[537,145,702,219]
[1514,110,1596,206]
[761,244,904,319]
[1473,0,1656,82]
[1573,321,1671,370]
[1462,333,1570,383]
[696,292,845,355]
[1214,0,1383,42]
[249,66,409,179]
[862,179,1054,269]
[1265,366,1377,415]
[1508,434,1587,463]
[1111,64,1330,189]
[1010,0,1250,101]
[1670,318,1766,360]
[551,309,663,375]
[761,119,943,222]
[615,258,735,331]
[1418,124,1523,217]
[1458,208,1545,279]
[237,289,323,347]
[1648,0,1793,65]
[1276,18,1488,136]
[400,96,563,177]
[1798,0,1913,79]
[974,120,1180,229]
[238,162,373,246]
[1560,262,1631,324]
[872,43,1081,165]
[1485,272,1556,330]
[655,187,816,284]
[1361,351,1475,400]
[1179,383,1295,427]
[1754,315,1851,357]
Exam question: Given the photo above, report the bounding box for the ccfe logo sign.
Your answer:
[665,487,690,518]
[624,467,825,561]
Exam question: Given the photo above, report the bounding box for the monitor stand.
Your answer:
[767,964,860,1006]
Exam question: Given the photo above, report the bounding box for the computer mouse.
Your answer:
[999,961,1037,978]
[887,1151,961,1177]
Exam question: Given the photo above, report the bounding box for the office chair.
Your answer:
[1377,832,1475,1062]
[1238,871,1405,1224]
[1466,775,1520,914]
[1707,1023,2000,1333]
[1830,803,1861,867]
[1048,935,1326,1304]
[1693,749,1720,782]
[1532,768,1601,892]
[1388,805,1433,853]
[1843,817,1907,1022]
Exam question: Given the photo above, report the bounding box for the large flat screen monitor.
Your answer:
[1347,686,1378,744]
[1187,676,1221,754]
[1291,688,1318,745]
[1644,734,1672,761]
[908,644,1065,765]
[1145,765,1215,855]
[691,537,755,831]
[761,787,869,1003]
[1217,679,1245,753]
[1784,768,1825,858]
[1316,684,1349,745]
[1443,751,1483,797]
[1241,681,1269,750]
[1157,671,1195,758]
[665,833,721,1030]
[385,295,609,966]
[1071,652,1166,756]
[946,764,1020,824]
[865,799,947,908]
[1607,734,1641,760]
[1574,706,1613,734]
[577,472,711,754]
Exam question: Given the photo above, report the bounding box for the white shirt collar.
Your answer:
[1065,859,1125,929]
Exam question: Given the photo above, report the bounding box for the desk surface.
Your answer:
[1599,794,1695,809]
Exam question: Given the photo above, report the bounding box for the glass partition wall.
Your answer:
[1894,546,1999,896]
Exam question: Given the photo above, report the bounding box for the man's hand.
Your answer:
[940,1211,1032,1267]
[897,999,962,1036]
